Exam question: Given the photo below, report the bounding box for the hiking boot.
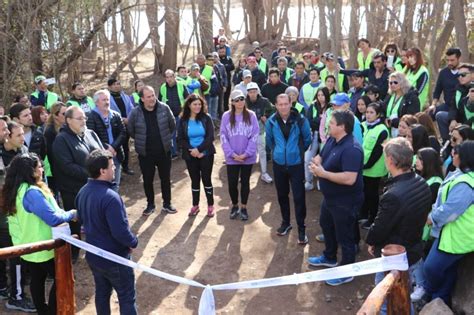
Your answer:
[207,206,215,218]
[229,206,240,219]
[326,276,354,286]
[142,204,156,216]
[122,168,135,175]
[0,288,8,300]
[240,208,248,221]
[361,221,372,230]
[297,228,308,245]
[261,173,273,184]
[276,223,292,236]
[188,206,200,216]
[6,297,36,313]
[162,204,177,214]
[307,255,338,267]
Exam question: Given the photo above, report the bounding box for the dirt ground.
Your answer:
[1,140,376,314]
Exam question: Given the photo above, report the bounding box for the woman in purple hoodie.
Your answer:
[220,90,259,221]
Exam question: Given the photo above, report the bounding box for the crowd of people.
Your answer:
[0,28,472,314]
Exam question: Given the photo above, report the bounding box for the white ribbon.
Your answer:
[58,234,408,315]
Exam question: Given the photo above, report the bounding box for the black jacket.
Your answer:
[177,113,215,160]
[26,126,46,160]
[86,110,127,162]
[44,124,59,176]
[366,172,432,265]
[448,84,470,123]
[246,95,274,120]
[52,125,104,194]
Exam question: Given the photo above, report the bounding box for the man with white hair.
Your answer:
[277,57,294,85]
[246,82,274,183]
[87,90,127,191]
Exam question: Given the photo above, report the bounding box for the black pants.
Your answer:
[226,164,253,205]
[360,176,381,223]
[26,259,56,315]
[273,162,306,229]
[122,134,130,170]
[0,229,25,300]
[222,83,231,117]
[138,153,172,207]
[60,190,81,259]
[185,155,214,206]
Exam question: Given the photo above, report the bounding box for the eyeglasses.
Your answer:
[389,81,399,85]
[72,116,87,121]
[233,97,245,102]
[458,72,470,78]
[386,49,396,53]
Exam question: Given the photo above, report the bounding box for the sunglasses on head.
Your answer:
[389,81,399,85]
[233,97,245,102]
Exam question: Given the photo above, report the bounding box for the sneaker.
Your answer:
[188,206,200,216]
[410,285,426,302]
[261,173,273,184]
[162,204,177,214]
[307,255,338,267]
[304,182,314,191]
[361,221,372,230]
[142,204,156,216]
[358,218,368,224]
[229,206,240,219]
[325,276,354,286]
[207,206,215,218]
[171,154,179,161]
[298,229,308,245]
[0,288,8,300]
[122,168,135,175]
[240,208,248,221]
[6,297,36,313]
[276,223,292,236]
[315,234,325,243]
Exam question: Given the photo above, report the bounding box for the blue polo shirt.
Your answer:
[319,134,364,203]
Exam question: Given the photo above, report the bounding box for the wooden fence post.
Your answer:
[55,242,75,314]
[382,244,410,315]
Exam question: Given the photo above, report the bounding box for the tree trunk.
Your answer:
[452,0,469,61]
[145,0,162,74]
[121,0,133,50]
[430,3,454,84]
[317,0,329,53]
[198,0,214,54]
[401,0,417,48]
[162,0,180,71]
[297,0,302,37]
[348,0,360,68]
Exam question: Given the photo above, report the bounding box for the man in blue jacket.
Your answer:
[266,93,312,244]
[77,149,138,315]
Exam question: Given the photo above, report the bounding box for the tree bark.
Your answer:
[297,0,302,37]
[430,3,454,83]
[145,0,162,75]
[162,0,180,71]
[318,0,329,53]
[452,0,469,61]
[121,0,133,50]
[198,0,214,54]
[401,0,417,48]
[348,0,360,68]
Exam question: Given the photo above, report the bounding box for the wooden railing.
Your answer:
[0,237,76,315]
[357,245,410,315]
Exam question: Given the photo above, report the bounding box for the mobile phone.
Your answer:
[387,55,394,68]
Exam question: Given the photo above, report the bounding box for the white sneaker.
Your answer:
[305,182,314,191]
[410,284,426,302]
[261,173,273,183]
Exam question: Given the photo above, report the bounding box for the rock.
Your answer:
[356,291,365,300]
[191,295,198,300]
[419,298,453,315]
[453,253,474,314]
[325,294,332,303]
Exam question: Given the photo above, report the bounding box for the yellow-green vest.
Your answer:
[320,68,345,92]
[8,184,56,263]
[201,65,213,95]
[257,58,268,74]
[357,49,379,70]
[386,94,404,119]
[160,81,186,107]
[438,172,474,254]
[361,122,389,177]
[31,91,59,112]
[66,96,96,113]
[406,65,429,110]
[393,57,404,72]
[293,102,304,114]
[422,176,444,241]
[284,68,292,83]
[301,82,320,107]
[132,92,140,106]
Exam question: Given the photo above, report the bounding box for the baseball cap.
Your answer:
[351,71,365,78]
[242,69,252,78]
[34,75,46,84]
[190,63,200,71]
[230,89,245,100]
[330,93,351,106]
[246,82,259,92]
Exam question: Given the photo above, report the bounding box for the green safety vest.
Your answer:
[132,92,140,106]
[422,176,444,241]
[160,81,186,107]
[201,65,213,95]
[357,49,379,70]
[320,68,345,92]
[406,65,429,110]
[44,155,52,177]
[31,90,59,112]
[361,122,389,177]
[386,94,404,118]
[324,107,334,135]
[66,96,96,113]
[8,184,56,263]
[393,58,405,72]
[257,58,268,74]
[308,104,319,120]
[426,176,443,186]
[438,172,474,254]
[284,68,292,83]
[293,102,304,113]
[455,90,474,127]
[301,82,320,107]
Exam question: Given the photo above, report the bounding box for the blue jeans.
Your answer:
[208,96,219,120]
[89,263,137,315]
[423,237,465,305]
[172,115,180,156]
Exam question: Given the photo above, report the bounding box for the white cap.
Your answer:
[230,89,245,100]
[246,82,260,93]
[242,69,252,78]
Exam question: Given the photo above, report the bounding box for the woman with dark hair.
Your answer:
[0,153,77,314]
[360,102,389,229]
[405,48,430,108]
[130,79,144,106]
[232,56,248,86]
[407,124,433,156]
[31,106,48,133]
[398,114,419,138]
[422,140,474,306]
[383,43,405,72]
[324,75,338,98]
[442,124,474,173]
[356,95,372,122]
[177,94,216,217]
[220,90,259,221]
[415,112,440,152]
[357,38,380,70]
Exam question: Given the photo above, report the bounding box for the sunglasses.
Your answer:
[386,49,396,53]
[233,97,245,102]
[389,81,399,85]
[458,73,470,78]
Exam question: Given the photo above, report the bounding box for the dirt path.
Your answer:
[1,140,375,314]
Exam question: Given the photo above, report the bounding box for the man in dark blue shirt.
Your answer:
[77,149,138,315]
[307,110,364,286]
